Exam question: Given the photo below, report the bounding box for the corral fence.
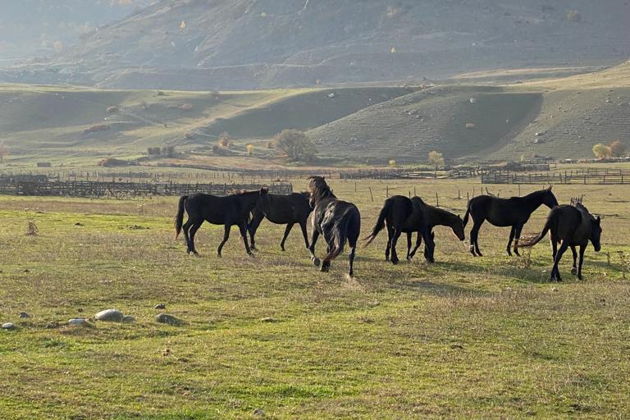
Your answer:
[0,175,292,198]
[482,168,630,185]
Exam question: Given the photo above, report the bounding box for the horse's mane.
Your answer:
[308,176,336,201]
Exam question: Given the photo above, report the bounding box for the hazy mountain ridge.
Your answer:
[2,0,629,89]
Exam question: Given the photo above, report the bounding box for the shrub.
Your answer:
[388,160,397,167]
[609,140,626,157]
[246,144,254,156]
[592,143,612,159]
[218,132,232,148]
[273,129,317,162]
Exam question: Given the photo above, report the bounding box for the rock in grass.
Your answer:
[154,303,166,310]
[253,408,266,417]
[68,318,92,327]
[2,323,16,330]
[95,309,124,322]
[122,315,136,323]
[260,317,278,323]
[19,312,31,319]
[155,313,184,326]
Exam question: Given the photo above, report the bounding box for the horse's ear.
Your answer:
[260,187,268,195]
[547,185,553,191]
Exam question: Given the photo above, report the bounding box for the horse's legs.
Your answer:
[385,224,393,261]
[299,221,309,249]
[389,229,402,265]
[238,222,253,256]
[406,232,413,260]
[577,245,586,280]
[469,219,485,256]
[280,223,294,251]
[423,230,436,263]
[182,219,194,253]
[308,229,321,267]
[551,241,569,282]
[551,237,558,260]
[409,232,422,260]
[506,226,516,256]
[570,246,578,275]
[248,212,264,251]
[188,221,203,255]
[217,225,231,257]
[513,224,524,256]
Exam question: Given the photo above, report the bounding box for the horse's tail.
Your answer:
[364,199,391,246]
[174,195,188,239]
[325,209,355,261]
[517,212,554,249]
[462,204,471,228]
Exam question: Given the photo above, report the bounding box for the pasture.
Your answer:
[1,178,629,418]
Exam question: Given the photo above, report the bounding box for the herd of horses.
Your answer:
[174,177,602,282]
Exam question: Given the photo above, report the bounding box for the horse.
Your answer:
[518,202,601,281]
[406,197,465,260]
[174,190,260,256]
[307,176,361,276]
[463,187,558,257]
[364,195,435,264]
[248,189,312,251]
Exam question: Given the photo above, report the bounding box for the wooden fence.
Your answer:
[482,169,630,185]
[0,177,293,198]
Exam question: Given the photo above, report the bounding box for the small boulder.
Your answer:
[155,313,184,326]
[154,303,166,310]
[68,318,92,327]
[95,309,124,322]
[260,317,278,323]
[2,323,16,330]
[19,312,31,319]
[122,315,136,323]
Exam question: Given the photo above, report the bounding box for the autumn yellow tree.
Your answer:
[592,143,612,159]
[609,140,626,157]
[428,150,444,170]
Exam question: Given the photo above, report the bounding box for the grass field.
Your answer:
[1,179,629,418]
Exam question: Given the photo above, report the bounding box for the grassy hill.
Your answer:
[2,0,629,90]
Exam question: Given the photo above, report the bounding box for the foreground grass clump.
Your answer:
[0,179,629,418]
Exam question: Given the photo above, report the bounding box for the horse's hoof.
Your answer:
[320,263,330,273]
[514,250,521,257]
[312,257,321,267]
[391,258,399,265]
[571,267,578,275]
[248,252,255,257]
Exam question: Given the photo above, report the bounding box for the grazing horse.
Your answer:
[248,189,312,251]
[364,195,435,264]
[406,197,466,260]
[463,187,558,257]
[175,191,260,256]
[307,176,361,276]
[518,202,601,281]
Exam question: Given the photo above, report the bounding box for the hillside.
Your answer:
[1,0,629,90]
[0,85,409,164]
[0,1,153,65]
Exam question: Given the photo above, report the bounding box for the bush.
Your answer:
[609,140,626,157]
[428,150,445,169]
[592,143,612,159]
[273,129,317,162]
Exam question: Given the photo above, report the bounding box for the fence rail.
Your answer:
[0,177,292,198]
[482,169,630,185]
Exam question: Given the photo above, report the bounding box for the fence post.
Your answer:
[436,192,439,207]
[368,187,374,202]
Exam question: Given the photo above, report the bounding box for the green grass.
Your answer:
[1,178,629,418]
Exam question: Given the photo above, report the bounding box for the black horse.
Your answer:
[518,202,602,281]
[248,189,312,251]
[406,197,466,260]
[463,187,558,257]
[307,176,361,276]
[364,195,435,264]
[175,191,260,256]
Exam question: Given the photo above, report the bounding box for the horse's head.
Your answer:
[590,215,602,252]
[453,215,466,241]
[542,186,559,209]
[307,176,333,208]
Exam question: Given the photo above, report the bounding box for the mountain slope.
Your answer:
[2,0,629,90]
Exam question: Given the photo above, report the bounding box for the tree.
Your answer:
[246,144,254,156]
[273,129,317,162]
[592,143,612,159]
[428,150,444,169]
[609,140,626,157]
